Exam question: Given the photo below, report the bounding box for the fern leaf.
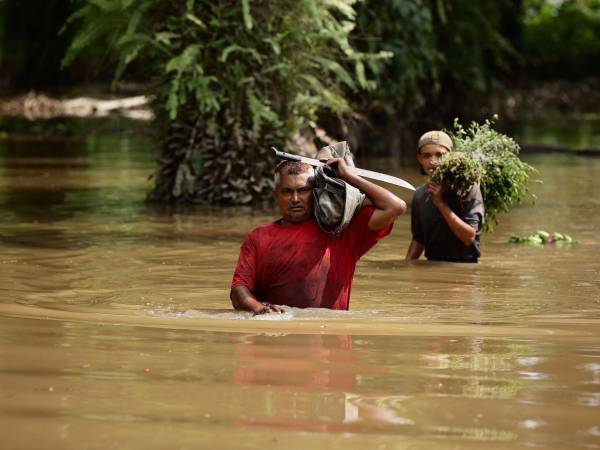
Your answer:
[241,0,253,30]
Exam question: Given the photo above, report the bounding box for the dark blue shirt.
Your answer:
[411,183,484,262]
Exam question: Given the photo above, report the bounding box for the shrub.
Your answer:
[432,117,535,230]
[63,0,378,204]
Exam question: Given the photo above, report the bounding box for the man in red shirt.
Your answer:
[230,157,406,314]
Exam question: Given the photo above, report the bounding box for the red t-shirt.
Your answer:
[231,206,391,310]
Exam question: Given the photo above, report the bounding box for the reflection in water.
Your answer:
[0,139,92,222]
[0,131,599,449]
[232,333,414,432]
[0,139,92,252]
[226,331,600,447]
[505,116,600,150]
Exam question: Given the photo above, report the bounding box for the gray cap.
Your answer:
[417,130,453,152]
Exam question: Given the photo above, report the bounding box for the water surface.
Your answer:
[0,131,599,449]
[506,115,600,151]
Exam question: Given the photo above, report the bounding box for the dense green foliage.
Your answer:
[430,152,483,199]
[523,0,600,79]
[0,0,123,90]
[352,0,520,129]
[454,118,535,229]
[433,118,535,230]
[63,0,378,203]
[3,1,598,93]
[0,0,74,88]
[352,1,437,119]
[3,1,599,204]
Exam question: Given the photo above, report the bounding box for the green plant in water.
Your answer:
[509,230,575,245]
[62,0,379,204]
[432,117,536,231]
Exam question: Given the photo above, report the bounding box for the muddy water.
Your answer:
[0,133,599,450]
[506,115,600,150]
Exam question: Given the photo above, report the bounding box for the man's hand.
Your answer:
[253,302,287,315]
[426,183,477,246]
[231,286,286,315]
[323,157,406,231]
[324,157,354,181]
[427,181,444,207]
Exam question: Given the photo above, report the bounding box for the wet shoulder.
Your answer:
[249,219,319,240]
[248,221,279,236]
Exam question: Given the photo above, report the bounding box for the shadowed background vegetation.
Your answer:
[1,0,599,204]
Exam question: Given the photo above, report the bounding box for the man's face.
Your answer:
[417,144,449,176]
[273,171,314,224]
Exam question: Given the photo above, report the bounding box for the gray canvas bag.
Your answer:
[313,142,365,235]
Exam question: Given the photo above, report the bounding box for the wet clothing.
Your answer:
[231,206,391,309]
[313,165,365,236]
[314,141,365,236]
[411,183,484,262]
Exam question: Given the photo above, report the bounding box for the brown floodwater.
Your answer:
[0,132,599,450]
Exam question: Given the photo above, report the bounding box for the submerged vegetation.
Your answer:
[432,118,536,231]
[509,230,575,244]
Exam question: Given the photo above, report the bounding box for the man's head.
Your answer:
[416,130,453,176]
[273,161,315,224]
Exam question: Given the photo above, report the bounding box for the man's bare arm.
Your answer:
[428,182,476,246]
[327,158,407,231]
[230,286,286,315]
[405,239,425,260]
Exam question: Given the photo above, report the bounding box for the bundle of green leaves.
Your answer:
[432,117,535,231]
[430,152,483,199]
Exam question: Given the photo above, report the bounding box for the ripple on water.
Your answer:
[145,307,383,321]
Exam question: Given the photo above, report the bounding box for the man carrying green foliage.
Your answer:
[406,131,485,263]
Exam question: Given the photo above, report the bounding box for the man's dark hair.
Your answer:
[273,161,314,187]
